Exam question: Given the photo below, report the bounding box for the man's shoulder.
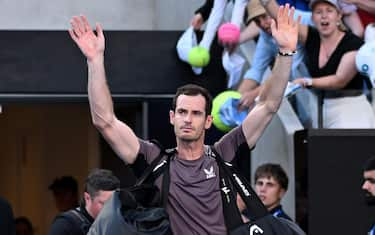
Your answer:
[50,209,87,234]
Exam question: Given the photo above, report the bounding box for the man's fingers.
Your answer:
[72,16,85,36]
[96,23,104,39]
[81,15,92,33]
[288,6,295,25]
[68,29,79,43]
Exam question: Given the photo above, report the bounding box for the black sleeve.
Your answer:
[48,217,77,235]
[194,0,214,22]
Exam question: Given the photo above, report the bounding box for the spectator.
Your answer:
[238,0,313,110]
[362,156,375,235]
[291,0,375,128]
[49,176,79,212]
[48,169,120,235]
[254,163,291,220]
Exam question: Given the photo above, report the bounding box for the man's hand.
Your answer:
[191,13,204,30]
[271,4,300,53]
[238,90,258,111]
[68,15,105,62]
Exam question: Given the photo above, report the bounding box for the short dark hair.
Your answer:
[84,169,120,198]
[254,163,289,190]
[172,84,213,116]
[364,156,375,171]
[48,176,78,194]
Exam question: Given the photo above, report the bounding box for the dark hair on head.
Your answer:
[48,176,78,194]
[84,169,120,198]
[364,156,375,171]
[254,163,289,190]
[15,216,34,233]
[172,84,213,116]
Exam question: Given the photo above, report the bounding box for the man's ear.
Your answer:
[205,115,213,129]
[169,110,175,125]
[84,192,91,204]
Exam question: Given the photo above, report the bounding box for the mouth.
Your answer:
[181,126,193,131]
[320,21,330,28]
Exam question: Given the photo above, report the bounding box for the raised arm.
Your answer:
[293,51,358,89]
[342,0,375,15]
[242,5,300,147]
[69,16,139,164]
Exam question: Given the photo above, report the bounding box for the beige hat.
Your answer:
[309,0,340,11]
[246,0,267,25]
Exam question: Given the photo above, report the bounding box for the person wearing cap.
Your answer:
[48,169,120,235]
[237,0,313,110]
[258,0,375,128]
[362,156,375,235]
[292,0,375,128]
[49,176,79,213]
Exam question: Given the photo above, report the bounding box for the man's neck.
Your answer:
[176,140,205,161]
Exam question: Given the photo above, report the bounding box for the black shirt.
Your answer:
[0,197,15,235]
[305,26,370,98]
[48,206,94,235]
[269,205,292,221]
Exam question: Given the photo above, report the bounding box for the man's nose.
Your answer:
[362,180,369,190]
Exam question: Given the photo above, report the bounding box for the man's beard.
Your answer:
[363,190,375,206]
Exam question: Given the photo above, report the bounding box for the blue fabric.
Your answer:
[277,0,310,11]
[370,223,375,235]
[243,9,314,84]
[219,98,248,127]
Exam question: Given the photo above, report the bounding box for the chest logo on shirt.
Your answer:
[204,166,216,179]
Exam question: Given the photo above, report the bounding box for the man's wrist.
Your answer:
[278,50,297,56]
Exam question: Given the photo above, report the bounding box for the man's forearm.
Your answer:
[258,55,292,111]
[87,56,115,129]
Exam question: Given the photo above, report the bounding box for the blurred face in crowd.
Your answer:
[84,190,114,219]
[255,176,286,210]
[312,2,342,37]
[52,189,77,212]
[362,169,375,206]
[170,94,212,143]
[254,14,273,35]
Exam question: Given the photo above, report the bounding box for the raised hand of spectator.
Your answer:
[191,13,204,30]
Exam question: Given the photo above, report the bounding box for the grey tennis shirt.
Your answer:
[137,126,247,235]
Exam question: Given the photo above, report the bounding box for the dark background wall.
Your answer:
[295,129,375,235]
[0,30,227,101]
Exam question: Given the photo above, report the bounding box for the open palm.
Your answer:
[271,4,300,52]
[68,15,105,61]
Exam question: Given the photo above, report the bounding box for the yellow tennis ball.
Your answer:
[188,46,210,67]
[211,90,241,132]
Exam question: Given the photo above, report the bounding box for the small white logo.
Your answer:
[221,186,230,194]
[204,166,216,179]
[249,224,264,235]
